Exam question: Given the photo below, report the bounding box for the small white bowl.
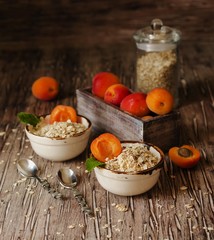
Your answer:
[25,115,92,162]
[94,142,164,196]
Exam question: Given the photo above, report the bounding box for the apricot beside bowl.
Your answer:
[94,142,164,196]
[25,115,92,162]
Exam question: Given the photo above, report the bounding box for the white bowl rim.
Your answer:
[95,141,164,175]
[25,114,92,140]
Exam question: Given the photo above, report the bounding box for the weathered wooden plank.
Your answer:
[0,2,214,239]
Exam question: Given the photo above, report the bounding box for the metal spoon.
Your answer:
[17,159,62,199]
[57,167,94,217]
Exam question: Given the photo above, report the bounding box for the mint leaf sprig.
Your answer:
[86,156,105,172]
[17,112,41,127]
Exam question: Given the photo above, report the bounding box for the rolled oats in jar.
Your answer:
[133,19,181,106]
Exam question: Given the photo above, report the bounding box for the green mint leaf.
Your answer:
[86,156,105,172]
[17,112,40,127]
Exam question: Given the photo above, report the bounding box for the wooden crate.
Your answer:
[76,88,180,152]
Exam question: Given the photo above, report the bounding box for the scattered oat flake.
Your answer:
[103,224,109,229]
[12,128,17,133]
[115,204,128,212]
[0,160,4,165]
[68,224,75,229]
[0,132,5,136]
[46,174,52,178]
[79,224,84,228]
[185,204,193,209]
[111,203,116,207]
[76,166,81,169]
[115,228,121,232]
[5,142,10,145]
[180,186,188,190]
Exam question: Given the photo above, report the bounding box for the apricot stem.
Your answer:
[177,147,193,158]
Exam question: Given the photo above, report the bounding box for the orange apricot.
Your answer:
[141,115,153,121]
[146,88,174,115]
[120,92,150,117]
[104,84,131,106]
[92,72,120,98]
[50,105,77,124]
[90,133,122,162]
[32,76,59,101]
[168,145,200,168]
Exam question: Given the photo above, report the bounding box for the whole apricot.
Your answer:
[92,72,120,98]
[146,88,174,115]
[120,92,150,117]
[104,84,131,106]
[32,76,59,101]
[141,115,153,121]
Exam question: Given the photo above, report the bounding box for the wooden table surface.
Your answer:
[0,1,214,240]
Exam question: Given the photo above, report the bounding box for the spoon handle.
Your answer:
[71,187,94,217]
[36,176,63,200]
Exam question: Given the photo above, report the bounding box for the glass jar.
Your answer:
[133,19,181,107]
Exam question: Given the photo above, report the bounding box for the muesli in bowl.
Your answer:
[86,133,164,196]
[18,105,92,162]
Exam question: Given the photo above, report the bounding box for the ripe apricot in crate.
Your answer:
[92,72,120,98]
[104,84,131,106]
[32,76,59,101]
[146,88,174,115]
[120,92,150,117]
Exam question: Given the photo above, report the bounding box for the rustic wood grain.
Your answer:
[0,1,214,240]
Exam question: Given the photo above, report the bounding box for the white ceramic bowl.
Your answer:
[94,142,164,196]
[25,115,92,162]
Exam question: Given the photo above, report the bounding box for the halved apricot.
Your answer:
[50,105,77,124]
[168,145,200,168]
[90,133,122,162]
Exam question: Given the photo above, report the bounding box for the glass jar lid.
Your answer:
[133,19,181,51]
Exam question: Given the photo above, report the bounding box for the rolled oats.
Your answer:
[136,50,177,97]
[105,143,160,173]
[28,118,86,139]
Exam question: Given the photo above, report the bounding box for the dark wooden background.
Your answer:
[0,1,213,240]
